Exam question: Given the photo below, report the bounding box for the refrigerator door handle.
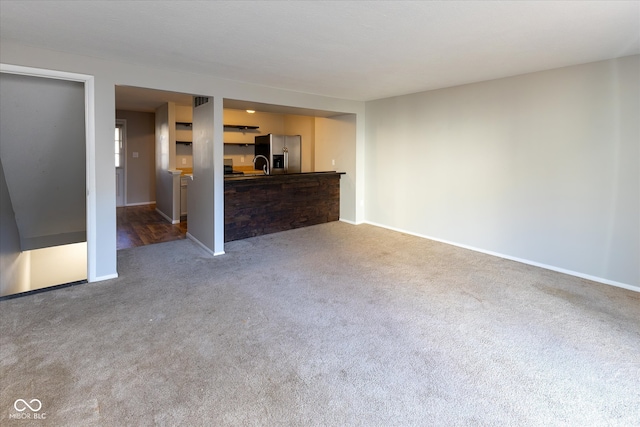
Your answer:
[283,147,289,173]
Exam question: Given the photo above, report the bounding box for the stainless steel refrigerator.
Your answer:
[254,134,301,174]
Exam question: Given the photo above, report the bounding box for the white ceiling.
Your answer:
[1,1,638,102]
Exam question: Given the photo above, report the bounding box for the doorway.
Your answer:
[0,64,95,297]
[115,85,195,249]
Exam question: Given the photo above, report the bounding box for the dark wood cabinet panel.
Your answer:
[224,172,343,242]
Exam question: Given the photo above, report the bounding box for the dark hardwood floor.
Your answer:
[117,204,187,249]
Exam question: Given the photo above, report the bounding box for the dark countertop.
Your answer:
[224,171,344,182]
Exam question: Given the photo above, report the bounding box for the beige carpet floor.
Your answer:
[1,222,639,426]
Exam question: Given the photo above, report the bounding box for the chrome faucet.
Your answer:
[253,155,270,175]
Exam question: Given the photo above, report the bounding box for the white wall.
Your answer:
[155,102,176,221]
[316,115,357,223]
[188,96,217,254]
[365,55,640,288]
[29,243,87,289]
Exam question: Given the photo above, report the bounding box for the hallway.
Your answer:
[117,204,187,249]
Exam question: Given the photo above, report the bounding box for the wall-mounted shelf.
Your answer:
[224,124,259,130]
[224,141,253,146]
[177,123,258,130]
[224,124,259,146]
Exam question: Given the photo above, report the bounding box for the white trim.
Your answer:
[0,63,98,283]
[93,273,119,282]
[115,168,125,207]
[155,207,179,224]
[186,232,218,256]
[85,75,97,283]
[339,218,360,225]
[125,201,156,207]
[0,63,92,82]
[213,96,226,256]
[365,221,640,293]
[115,118,127,206]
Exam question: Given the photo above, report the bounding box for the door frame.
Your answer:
[0,63,97,282]
[115,118,127,207]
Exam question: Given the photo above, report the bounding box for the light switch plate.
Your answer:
[132,152,139,158]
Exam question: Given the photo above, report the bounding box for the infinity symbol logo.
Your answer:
[14,399,42,412]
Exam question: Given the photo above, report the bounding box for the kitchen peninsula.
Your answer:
[224,172,344,242]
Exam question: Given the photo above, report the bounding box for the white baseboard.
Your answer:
[155,208,179,224]
[339,218,359,225]
[125,201,155,206]
[364,221,639,293]
[186,232,217,257]
[90,273,118,283]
